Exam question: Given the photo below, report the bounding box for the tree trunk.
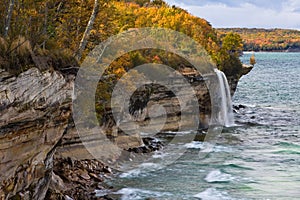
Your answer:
[42,1,49,50]
[76,0,100,61]
[4,0,14,37]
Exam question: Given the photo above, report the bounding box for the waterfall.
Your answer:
[214,69,235,127]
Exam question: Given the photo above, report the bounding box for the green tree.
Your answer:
[218,33,243,76]
[150,0,167,7]
[221,32,243,57]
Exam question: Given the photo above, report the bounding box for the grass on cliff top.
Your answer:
[0,36,79,76]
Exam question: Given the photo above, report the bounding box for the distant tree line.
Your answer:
[218,28,300,52]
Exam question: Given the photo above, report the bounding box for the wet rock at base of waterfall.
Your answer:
[102,194,123,200]
[233,104,247,110]
[127,137,164,153]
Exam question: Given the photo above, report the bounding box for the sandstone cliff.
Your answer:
[0,68,73,199]
[0,65,251,199]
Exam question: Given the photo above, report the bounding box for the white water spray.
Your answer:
[214,69,235,127]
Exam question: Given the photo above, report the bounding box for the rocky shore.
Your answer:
[46,158,112,200]
[0,64,251,199]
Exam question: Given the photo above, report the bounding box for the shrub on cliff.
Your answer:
[219,54,242,76]
[218,32,243,77]
[0,36,33,74]
[0,36,78,75]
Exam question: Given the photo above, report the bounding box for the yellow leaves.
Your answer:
[90,29,97,35]
[113,66,126,76]
[0,0,237,76]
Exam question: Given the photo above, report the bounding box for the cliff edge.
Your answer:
[0,65,252,199]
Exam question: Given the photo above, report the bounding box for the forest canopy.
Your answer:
[0,0,243,76]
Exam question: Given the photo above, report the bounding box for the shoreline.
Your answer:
[243,50,300,53]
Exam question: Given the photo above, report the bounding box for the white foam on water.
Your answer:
[95,189,111,197]
[116,188,172,200]
[164,130,195,135]
[152,151,169,158]
[213,145,234,153]
[194,188,234,200]
[204,170,235,183]
[188,142,234,153]
[119,162,162,178]
[119,168,142,178]
[184,141,205,149]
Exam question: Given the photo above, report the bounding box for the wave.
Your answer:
[204,170,235,183]
[275,142,300,149]
[184,141,233,152]
[194,188,236,200]
[119,162,162,178]
[184,141,205,149]
[273,150,300,155]
[116,188,172,200]
[223,163,254,170]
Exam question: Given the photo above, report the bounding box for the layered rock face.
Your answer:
[109,65,253,134]
[122,67,212,132]
[0,68,73,199]
[228,64,253,96]
[0,67,139,199]
[0,65,251,199]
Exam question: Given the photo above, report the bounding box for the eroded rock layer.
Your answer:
[0,68,73,199]
[0,65,251,199]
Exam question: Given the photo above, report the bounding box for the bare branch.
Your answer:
[75,0,100,61]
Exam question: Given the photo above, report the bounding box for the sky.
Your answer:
[164,0,300,29]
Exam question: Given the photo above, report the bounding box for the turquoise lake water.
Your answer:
[105,52,300,200]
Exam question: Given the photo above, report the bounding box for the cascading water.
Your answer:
[214,69,235,127]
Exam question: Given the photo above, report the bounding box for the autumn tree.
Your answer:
[219,32,243,76]
[250,53,256,66]
[151,0,167,7]
[0,0,244,78]
[221,32,243,57]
